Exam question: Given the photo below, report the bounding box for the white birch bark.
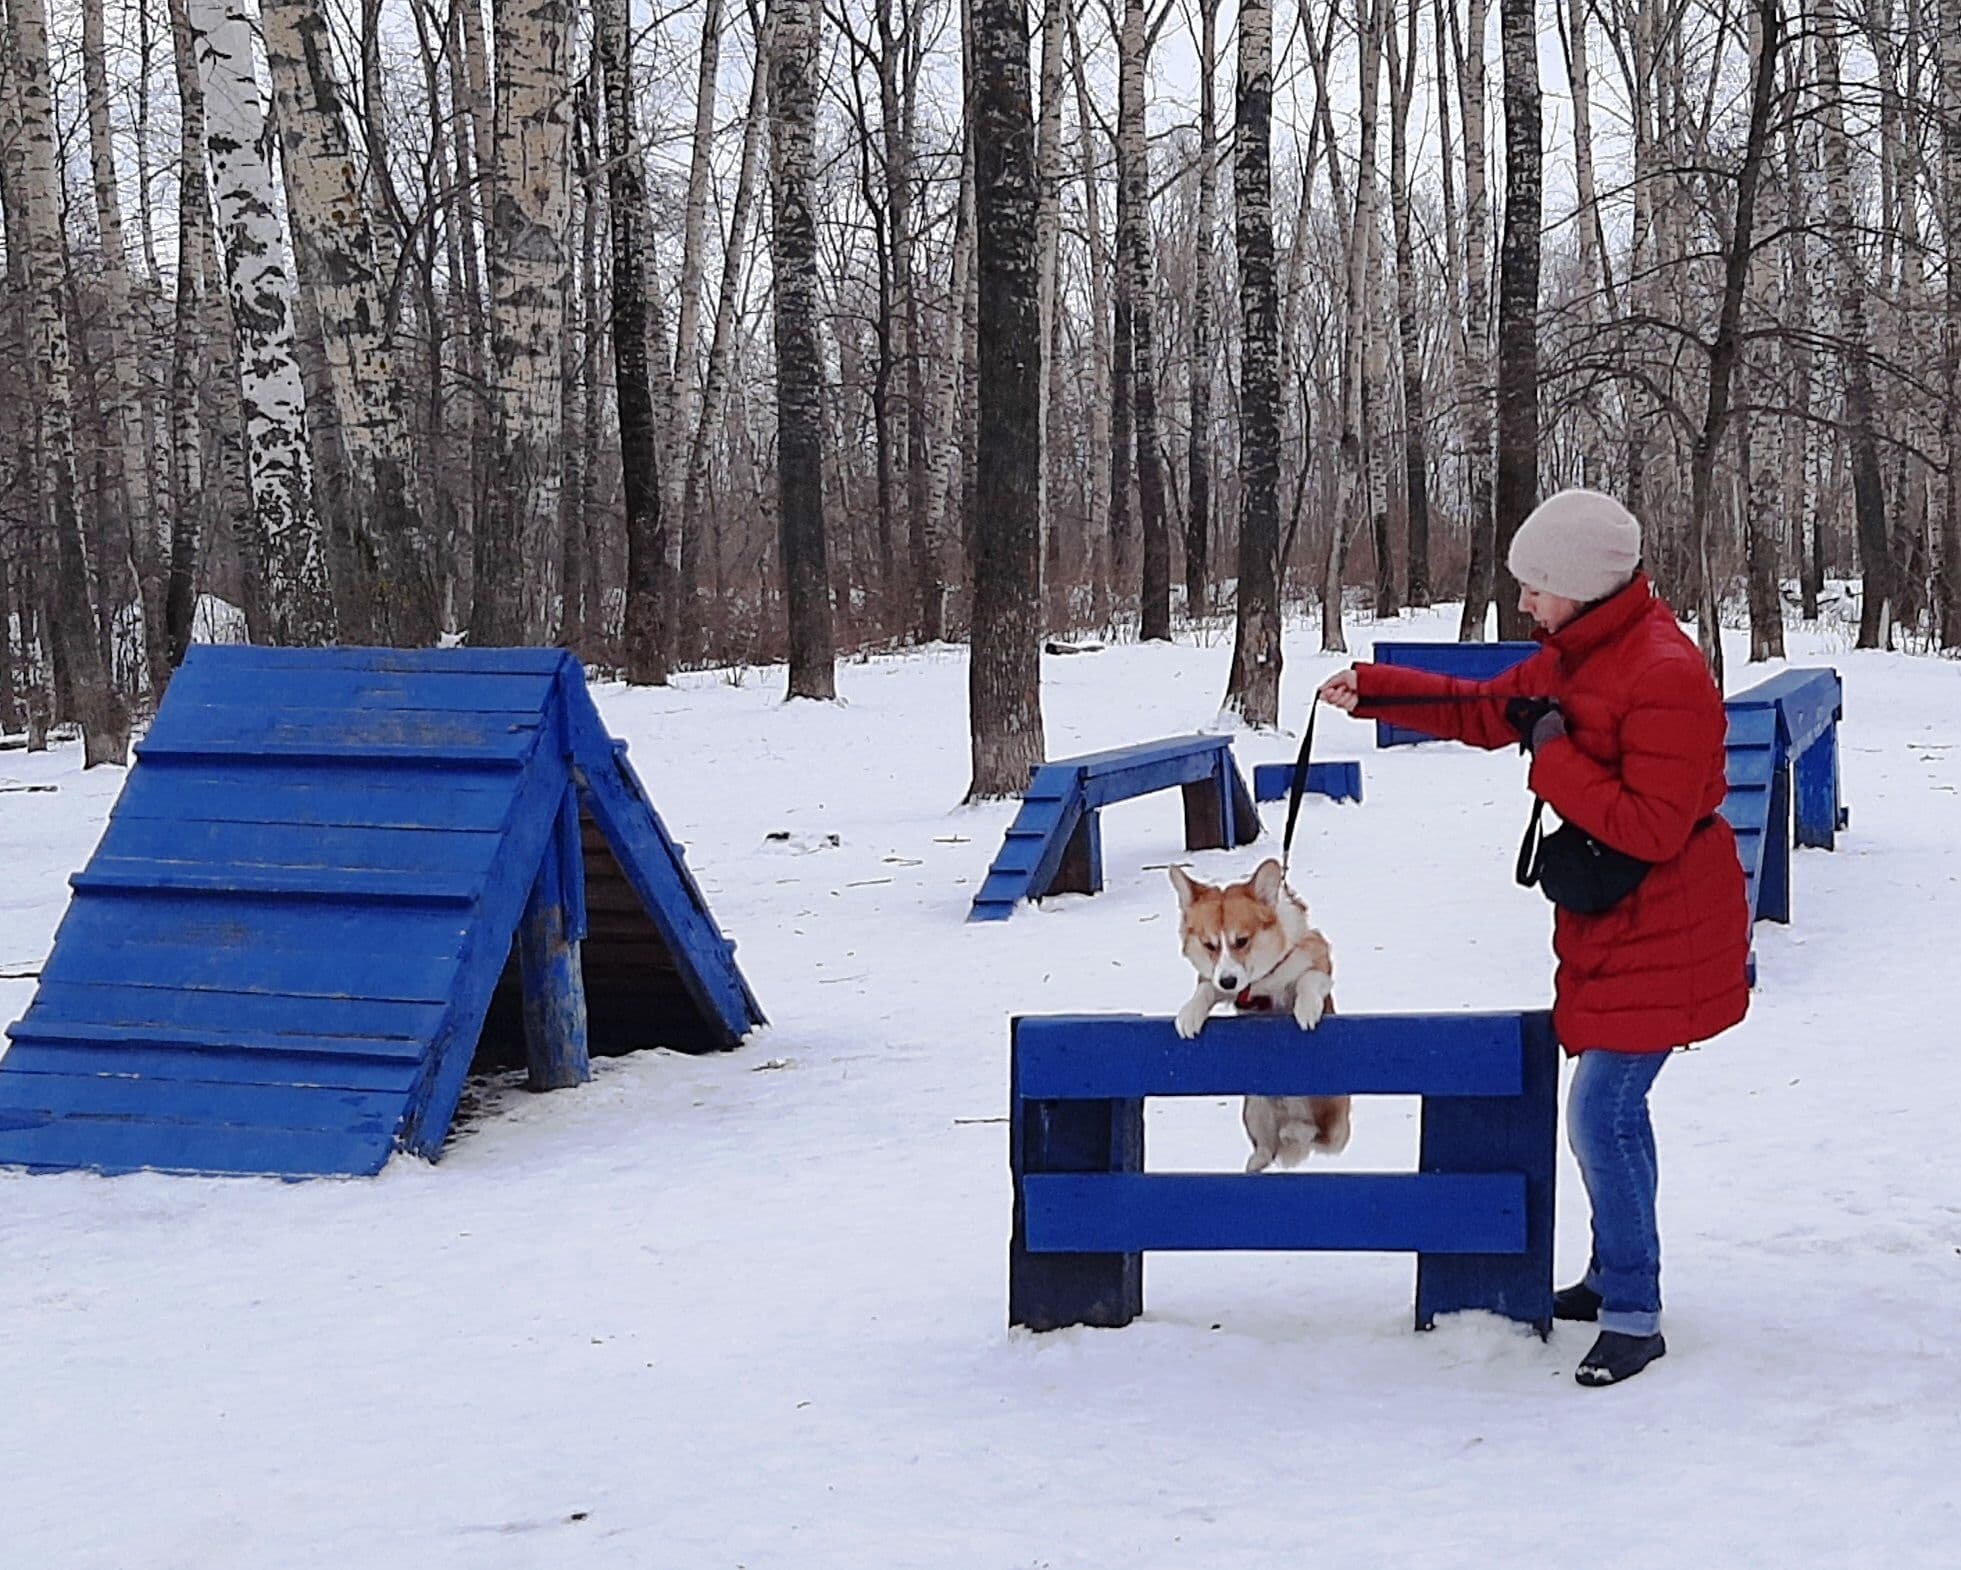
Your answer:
[191,0,332,643]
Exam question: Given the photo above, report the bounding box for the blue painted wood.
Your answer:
[0,645,763,1177]
[517,785,591,1092]
[1013,1012,1527,1099]
[1371,641,1538,747]
[1721,669,1844,941]
[1008,1009,1555,1333]
[969,738,1261,920]
[1413,1010,1558,1334]
[1251,760,1365,804]
[1009,1022,1144,1330]
[0,1042,422,1092]
[1023,1173,1526,1254]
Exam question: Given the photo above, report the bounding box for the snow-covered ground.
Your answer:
[2,607,1958,1569]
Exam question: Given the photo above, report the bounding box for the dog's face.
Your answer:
[1169,858,1296,996]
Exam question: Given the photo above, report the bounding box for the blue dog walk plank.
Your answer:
[178,644,571,676]
[1022,1172,1528,1254]
[1062,735,1228,773]
[1371,641,1538,748]
[1013,1012,1525,1099]
[163,665,562,715]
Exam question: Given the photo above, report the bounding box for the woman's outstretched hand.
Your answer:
[1317,668,1361,713]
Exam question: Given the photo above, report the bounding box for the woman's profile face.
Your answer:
[1518,583,1585,634]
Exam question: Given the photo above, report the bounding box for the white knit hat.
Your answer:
[1506,488,1642,604]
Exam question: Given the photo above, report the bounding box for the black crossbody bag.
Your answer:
[1514,798,1652,915]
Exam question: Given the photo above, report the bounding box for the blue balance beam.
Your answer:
[1008,1010,1559,1334]
[1370,641,1538,748]
[969,736,1260,921]
[1251,760,1365,805]
[1721,668,1845,939]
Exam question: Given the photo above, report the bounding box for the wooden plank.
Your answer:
[1079,750,1223,808]
[40,890,471,969]
[1021,1172,1527,1254]
[1059,735,1225,774]
[41,926,461,1005]
[1373,642,1538,749]
[109,761,519,831]
[17,981,444,1047]
[517,787,590,1091]
[0,1115,395,1177]
[142,703,547,759]
[73,862,483,904]
[180,644,569,677]
[0,1072,406,1135]
[0,1041,421,1091]
[164,666,559,715]
[1012,1012,1524,1099]
[94,819,505,878]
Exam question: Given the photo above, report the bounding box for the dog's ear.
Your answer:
[1168,865,1203,909]
[1250,858,1286,902]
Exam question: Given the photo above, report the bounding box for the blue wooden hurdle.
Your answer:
[969,736,1260,921]
[1370,641,1538,748]
[1009,1011,1558,1334]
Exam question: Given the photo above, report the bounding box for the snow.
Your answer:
[3,608,1959,1569]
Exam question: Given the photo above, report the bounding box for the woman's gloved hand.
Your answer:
[1505,696,1566,754]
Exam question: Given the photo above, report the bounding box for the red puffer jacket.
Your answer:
[1354,575,1749,1054]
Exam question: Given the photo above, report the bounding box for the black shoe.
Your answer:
[1553,1282,1602,1322]
[1575,1330,1667,1387]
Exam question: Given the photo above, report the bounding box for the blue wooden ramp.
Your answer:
[0,647,763,1178]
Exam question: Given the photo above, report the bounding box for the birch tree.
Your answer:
[1943,0,1961,647]
[470,0,574,646]
[1385,0,1430,608]
[7,0,128,762]
[1186,0,1221,620]
[771,0,838,697]
[263,0,440,645]
[192,0,333,644]
[1225,0,1281,725]
[1455,0,1496,639]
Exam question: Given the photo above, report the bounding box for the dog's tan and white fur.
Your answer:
[1169,858,1349,1171]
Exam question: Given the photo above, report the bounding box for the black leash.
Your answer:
[1278,690,1560,875]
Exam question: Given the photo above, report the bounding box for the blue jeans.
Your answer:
[1568,1048,1670,1337]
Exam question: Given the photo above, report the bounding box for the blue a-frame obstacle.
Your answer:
[0,647,764,1177]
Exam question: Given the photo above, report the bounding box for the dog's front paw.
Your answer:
[1174,997,1213,1038]
[1292,990,1327,1031]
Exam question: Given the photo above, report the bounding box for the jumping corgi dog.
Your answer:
[1168,857,1349,1171]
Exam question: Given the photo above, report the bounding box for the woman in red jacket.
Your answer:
[1320,488,1749,1387]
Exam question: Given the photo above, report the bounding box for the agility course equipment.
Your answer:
[1251,760,1364,805]
[1009,1010,1558,1334]
[0,646,764,1178]
[1720,668,1846,927]
[969,736,1261,921]
[1369,641,1538,747]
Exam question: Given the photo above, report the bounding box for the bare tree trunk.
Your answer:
[1070,3,1113,623]
[685,0,773,656]
[10,0,128,761]
[1186,0,1221,623]
[1455,0,1495,639]
[559,91,596,655]
[966,0,1046,794]
[468,0,573,647]
[264,0,439,646]
[1119,0,1171,640]
[1819,2,1894,647]
[192,0,334,645]
[1385,0,1429,609]
[1561,0,1608,485]
[1944,0,1961,645]
[1740,3,1785,664]
[1225,0,1281,726]
[1323,0,1384,655]
[771,0,837,697]
[597,0,671,683]
[1491,0,1541,644]
[81,0,163,691]
[1785,4,1821,623]
[672,0,725,569]
[1033,0,1066,627]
